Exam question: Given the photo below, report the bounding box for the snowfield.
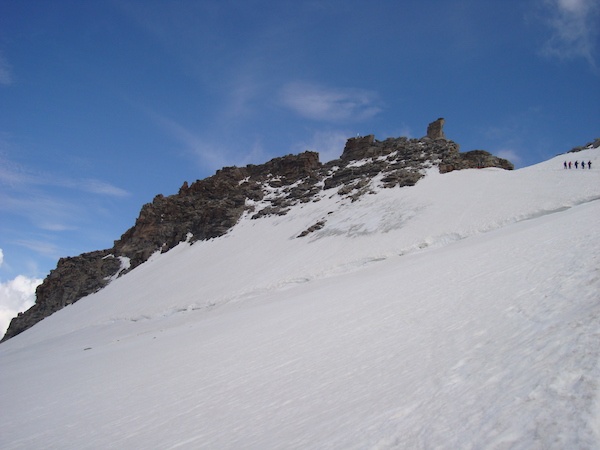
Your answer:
[1,148,599,449]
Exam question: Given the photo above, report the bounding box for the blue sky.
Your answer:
[0,0,599,327]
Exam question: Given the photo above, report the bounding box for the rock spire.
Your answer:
[426,118,446,140]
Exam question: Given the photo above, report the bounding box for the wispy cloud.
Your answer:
[16,239,62,258]
[0,191,80,232]
[141,108,232,171]
[496,149,523,166]
[539,0,600,68]
[291,130,349,163]
[0,148,130,239]
[222,69,264,120]
[479,107,547,168]
[0,53,13,86]
[0,155,130,198]
[78,179,130,197]
[280,82,382,122]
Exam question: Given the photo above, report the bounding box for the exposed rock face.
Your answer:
[113,151,321,267]
[1,121,514,342]
[568,138,600,153]
[340,135,376,161]
[2,250,122,341]
[2,151,321,342]
[426,118,446,140]
[439,150,514,173]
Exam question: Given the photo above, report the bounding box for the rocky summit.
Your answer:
[1,120,513,342]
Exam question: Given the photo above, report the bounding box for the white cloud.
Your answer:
[540,0,600,68]
[280,82,382,122]
[0,248,3,267]
[0,275,42,338]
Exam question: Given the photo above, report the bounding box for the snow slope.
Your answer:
[1,148,599,449]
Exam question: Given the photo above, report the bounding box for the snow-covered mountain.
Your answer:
[2,128,514,342]
[0,142,599,449]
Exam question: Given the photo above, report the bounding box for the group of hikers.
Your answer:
[564,160,592,169]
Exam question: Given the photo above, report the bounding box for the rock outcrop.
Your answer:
[426,118,446,140]
[438,150,514,173]
[568,138,600,153]
[3,250,122,341]
[1,121,514,342]
[113,150,321,267]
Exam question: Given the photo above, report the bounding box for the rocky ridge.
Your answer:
[1,120,514,342]
[568,138,600,153]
